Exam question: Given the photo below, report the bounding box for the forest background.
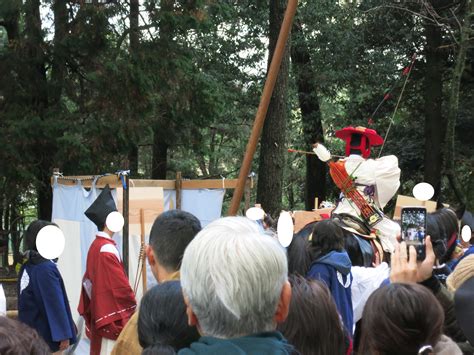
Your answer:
[0,0,473,269]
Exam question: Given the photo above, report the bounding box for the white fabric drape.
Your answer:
[52,182,225,324]
[52,181,224,355]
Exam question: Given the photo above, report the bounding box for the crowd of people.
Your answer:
[1,125,473,355]
[0,206,473,355]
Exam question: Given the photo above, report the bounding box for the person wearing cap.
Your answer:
[315,126,401,253]
[78,186,137,355]
[18,220,77,354]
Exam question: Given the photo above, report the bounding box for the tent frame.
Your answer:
[51,170,253,276]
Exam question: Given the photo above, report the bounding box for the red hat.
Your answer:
[335,126,384,158]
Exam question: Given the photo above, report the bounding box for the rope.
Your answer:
[53,173,110,182]
[133,243,145,295]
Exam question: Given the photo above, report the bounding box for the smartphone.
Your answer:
[401,207,427,260]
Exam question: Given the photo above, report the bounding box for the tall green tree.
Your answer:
[291,18,327,210]
[257,0,290,218]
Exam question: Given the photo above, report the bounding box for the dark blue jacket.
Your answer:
[307,251,353,335]
[18,254,76,352]
[178,331,293,355]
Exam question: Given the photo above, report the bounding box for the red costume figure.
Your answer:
[78,186,136,354]
[314,126,401,253]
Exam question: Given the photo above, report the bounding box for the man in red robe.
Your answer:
[78,185,136,354]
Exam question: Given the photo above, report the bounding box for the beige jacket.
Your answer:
[111,271,180,355]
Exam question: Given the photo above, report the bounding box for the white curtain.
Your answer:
[52,181,225,323]
[146,189,225,288]
[52,179,123,324]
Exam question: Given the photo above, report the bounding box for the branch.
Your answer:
[362,5,438,24]
[450,8,463,32]
[114,23,157,54]
[363,3,460,45]
[138,11,156,41]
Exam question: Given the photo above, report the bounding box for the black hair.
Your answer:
[0,316,50,355]
[287,220,345,276]
[287,222,314,276]
[428,208,459,264]
[149,210,201,271]
[342,229,367,267]
[359,283,444,355]
[310,219,345,259]
[138,281,200,354]
[24,220,56,252]
[278,275,348,355]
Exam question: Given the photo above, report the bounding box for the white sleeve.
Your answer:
[374,155,401,208]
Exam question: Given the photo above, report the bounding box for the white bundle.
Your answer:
[313,143,332,162]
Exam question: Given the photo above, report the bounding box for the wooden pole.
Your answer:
[228,0,298,215]
[140,208,147,293]
[175,171,182,210]
[123,172,130,277]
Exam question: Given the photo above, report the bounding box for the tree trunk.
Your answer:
[9,202,21,269]
[150,0,175,180]
[24,0,48,111]
[50,0,68,105]
[2,204,8,267]
[25,0,53,220]
[129,0,140,51]
[423,23,446,199]
[128,0,140,177]
[256,0,290,218]
[291,20,327,210]
[444,0,472,207]
[128,145,139,177]
[151,132,168,179]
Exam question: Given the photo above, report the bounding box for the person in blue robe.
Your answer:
[287,219,354,337]
[18,220,77,353]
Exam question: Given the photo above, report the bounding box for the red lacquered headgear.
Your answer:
[335,126,384,158]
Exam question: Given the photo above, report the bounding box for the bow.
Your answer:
[378,54,417,157]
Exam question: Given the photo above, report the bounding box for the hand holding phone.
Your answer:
[390,235,436,283]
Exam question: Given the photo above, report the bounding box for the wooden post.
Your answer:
[228,0,298,215]
[123,172,130,277]
[175,171,182,210]
[140,208,147,293]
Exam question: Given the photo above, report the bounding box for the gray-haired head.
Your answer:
[180,216,288,338]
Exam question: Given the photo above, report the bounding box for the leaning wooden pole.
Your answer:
[123,173,130,277]
[228,0,298,216]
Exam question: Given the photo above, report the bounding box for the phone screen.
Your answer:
[401,207,427,259]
